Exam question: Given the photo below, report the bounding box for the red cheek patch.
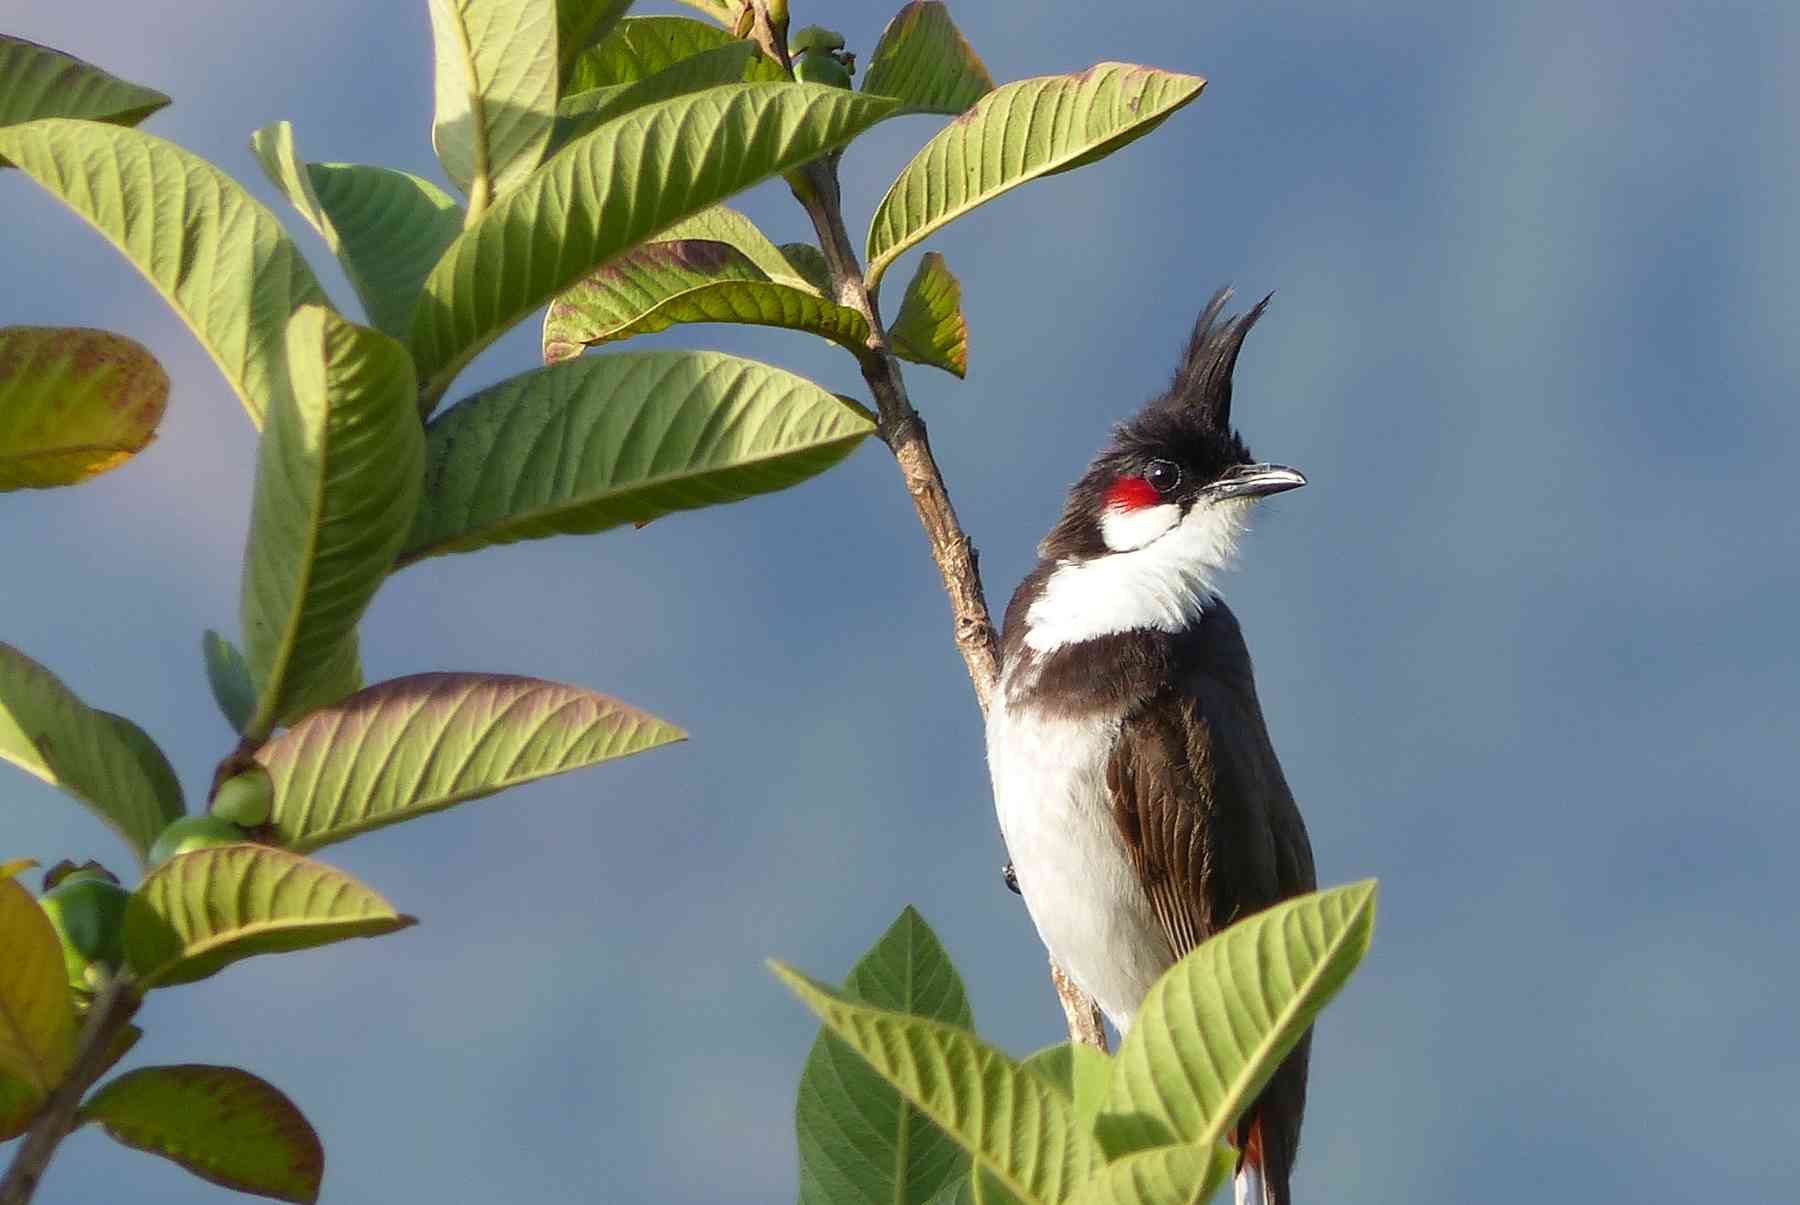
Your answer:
[1105,475,1160,512]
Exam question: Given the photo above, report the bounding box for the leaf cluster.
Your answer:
[0,5,1366,1204]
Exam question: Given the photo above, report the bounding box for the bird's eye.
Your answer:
[1145,460,1182,494]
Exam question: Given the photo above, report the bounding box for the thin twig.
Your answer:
[0,977,140,1205]
[752,3,1107,1049]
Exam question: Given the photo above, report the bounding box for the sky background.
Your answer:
[4,0,1797,1201]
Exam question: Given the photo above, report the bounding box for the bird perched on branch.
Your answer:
[987,290,1316,1205]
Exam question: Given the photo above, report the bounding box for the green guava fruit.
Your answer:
[147,815,246,867]
[39,875,130,987]
[211,765,274,827]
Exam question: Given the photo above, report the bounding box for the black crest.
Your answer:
[1162,288,1271,433]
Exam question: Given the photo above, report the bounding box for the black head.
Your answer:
[1038,289,1304,563]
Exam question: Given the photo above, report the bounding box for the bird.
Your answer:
[986,289,1316,1205]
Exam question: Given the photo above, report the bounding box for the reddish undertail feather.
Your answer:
[1234,1116,1280,1205]
[1104,474,1159,512]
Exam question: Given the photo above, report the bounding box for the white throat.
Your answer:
[1023,499,1251,653]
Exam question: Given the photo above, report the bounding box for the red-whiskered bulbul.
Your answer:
[987,290,1316,1205]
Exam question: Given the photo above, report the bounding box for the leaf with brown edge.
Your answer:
[887,252,967,379]
[81,1064,323,1203]
[0,36,168,142]
[123,845,414,989]
[257,673,685,853]
[861,2,994,116]
[0,326,169,490]
[541,239,869,362]
[0,876,76,1109]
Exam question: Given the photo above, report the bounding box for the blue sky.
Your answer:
[4,1,1797,1202]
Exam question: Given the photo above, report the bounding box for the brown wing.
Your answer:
[1103,614,1316,1205]
[1104,675,1314,958]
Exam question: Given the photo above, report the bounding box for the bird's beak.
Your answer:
[1204,463,1307,501]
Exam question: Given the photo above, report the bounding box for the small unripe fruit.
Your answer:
[789,24,846,54]
[794,50,853,89]
[212,765,274,827]
[39,876,130,987]
[147,815,246,866]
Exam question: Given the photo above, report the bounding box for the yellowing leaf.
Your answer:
[81,1064,323,1202]
[0,326,168,490]
[0,876,76,1103]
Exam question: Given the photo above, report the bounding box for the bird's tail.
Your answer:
[1232,1116,1288,1205]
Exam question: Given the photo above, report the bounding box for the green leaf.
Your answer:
[552,40,768,153]
[202,631,256,736]
[1095,881,1378,1158]
[0,120,329,428]
[123,845,415,989]
[654,204,804,280]
[240,306,423,739]
[1063,1145,1233,1205]
[0,325,169,490]
[864,64,1206,291]
[0,36,169,143]
[557,0,635,87]
[257,673,684,853]
[887,252,967,379]
[541,239,869,362]
[0,876,76,1108]
[779,241,833,292]
[401,349,873,563]
[0,1069,40,1142]
[81,1064,323,1203]
[1019,1043,1111,1134]
[797,907,973,1205]
[407,82,900,409]
[566,15,753,91]
[861,2,994,116]
[0,642,184,862]
[427,0,559,203]
[774,964,1104,1205]
[925,1170,1029,1205]
[669,0,737,28]
[251,122,464,338]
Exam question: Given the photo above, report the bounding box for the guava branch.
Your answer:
[0,978,139,1205]
[753,4,1106,1047]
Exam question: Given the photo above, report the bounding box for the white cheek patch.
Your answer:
[1099,502,1181,552]
[1024,499,1253,653]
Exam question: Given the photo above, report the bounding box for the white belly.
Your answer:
[987,688,1174,1032]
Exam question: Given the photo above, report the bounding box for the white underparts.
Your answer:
[986,686,1173,1031]
[1024,499,1252,653]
